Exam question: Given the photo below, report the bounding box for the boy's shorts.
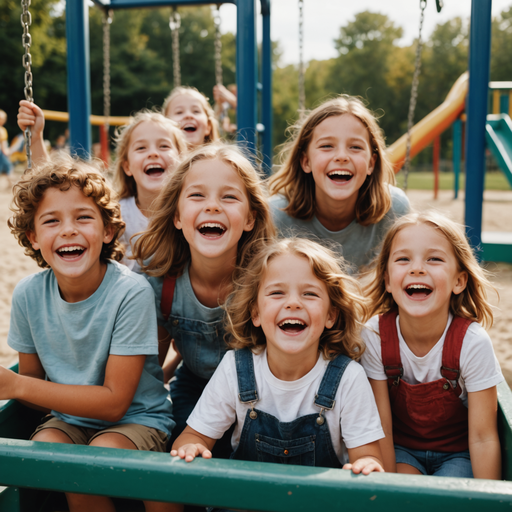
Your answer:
[31,415,168,452]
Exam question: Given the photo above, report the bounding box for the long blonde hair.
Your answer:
[269,95,395,226]
[133,142,275,278]
[162,86,220,144]
[112,110,187,200]
[366,211,495,328]
[225,238,368,360]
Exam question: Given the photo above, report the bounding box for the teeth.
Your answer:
[146,164,163,170]
[278,319,305,327]
[328,171,352,176]
[199,223,225,230]
[58,246,83,252]
[407,284,431,290]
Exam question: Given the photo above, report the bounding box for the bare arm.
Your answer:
[369,378,396,472]
[171,425,217,462]
[344,440,384,475]
[17,100,49,164]
[2,352,146,423]
[17,352,50,413]
[157,326,183,383]
[468,386,501,479]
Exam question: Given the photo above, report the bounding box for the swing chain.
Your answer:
[298,0,305,116]
[103,9,112,132]
[403,0,427,191]
[213,5,223,86]
[170,7,181,88]
[21,0,33,169]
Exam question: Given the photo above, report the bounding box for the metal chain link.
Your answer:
[213,5,223,86]
[170,7,181,88]
[21,0,33,169]
[103,9,112,133]
[403,0,427,192]
[298,0,305,116]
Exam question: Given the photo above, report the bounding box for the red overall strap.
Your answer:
[161,275,177,322]
[379,310,403,383]
[440,316,473,392]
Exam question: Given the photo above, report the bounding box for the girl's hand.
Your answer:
[343,457,384,475]
[171,443,212,462]
[18,100,45,138]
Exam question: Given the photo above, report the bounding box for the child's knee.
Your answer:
[88,432,137,450]
[32,427,74,444]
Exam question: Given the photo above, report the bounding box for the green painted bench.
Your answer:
[0,370,511,511]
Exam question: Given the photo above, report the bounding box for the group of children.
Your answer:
[1,85,503,511]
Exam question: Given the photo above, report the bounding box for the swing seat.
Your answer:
[0,363,511,511]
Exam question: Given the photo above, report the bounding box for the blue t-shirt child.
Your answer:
[8,260,174,435]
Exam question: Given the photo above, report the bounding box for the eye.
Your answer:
[188,193,204,198]
[320,144,333,149]
[395,257,409,262]
[428,257,444,262]
[351,144,363,150]
[223,194,239,201]
[42,218,58,225]
[136,145,146,151]
[268,290,284,296]
[78,215,93,220]
[304,291,319,297]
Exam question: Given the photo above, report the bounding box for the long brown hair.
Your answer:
[225,238,369,360]
[133,142,276,278]
[365,211,496,328]
[268,95,395,226]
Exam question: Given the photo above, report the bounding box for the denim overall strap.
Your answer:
[314,354,352,410]
[160,275,177,321]
[234,348,258,403]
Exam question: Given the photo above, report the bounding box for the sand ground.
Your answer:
[0,184,511,381]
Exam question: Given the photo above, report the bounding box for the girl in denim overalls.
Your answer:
[361,211,503,479]
[172,238,385,475]
[133,142,275,442]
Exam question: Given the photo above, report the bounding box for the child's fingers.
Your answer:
[344,458,384,475]
[170,444,212,463]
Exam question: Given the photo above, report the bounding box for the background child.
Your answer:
[133,142,275,443]
[268,95,410,272]
[361,211,503,479]
[112,110,188,272]
[4,154,178,511]
[163,86,220,148]
[0,109,14,187]
[172,238,384,474]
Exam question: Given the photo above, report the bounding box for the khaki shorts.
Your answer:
[31,415,168,452]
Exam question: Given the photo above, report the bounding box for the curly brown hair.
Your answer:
[268,95,395,226]
[8,154,125,268]
[225,238,369,360]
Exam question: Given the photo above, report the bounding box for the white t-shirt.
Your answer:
[187,349,384,465]
[119,196,149,274]
[360,314,503,407]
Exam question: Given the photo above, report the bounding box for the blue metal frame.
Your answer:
[464,0,492,255]
[453,118,462,200]
[67,0,273,166]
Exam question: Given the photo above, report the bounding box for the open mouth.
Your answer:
[183,124,197,133]
[405,284,433,298]
[278,319,307,333]
[198,222,226,238]
[57,245,85,259]
[144,164,165,177]
[328,171,353,183]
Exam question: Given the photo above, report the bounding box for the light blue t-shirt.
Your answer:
[270,185,410,271]
[146,263,228,380]
[8,261,175,435]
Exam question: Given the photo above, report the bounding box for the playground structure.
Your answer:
[1,0,512,510]
[388,71,512,264]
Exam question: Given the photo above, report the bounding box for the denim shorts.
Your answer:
[395,444,473,478]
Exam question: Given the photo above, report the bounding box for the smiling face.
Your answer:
[252,253,337,373]
[27,186,114,292]
[174,158,255,265]
[122,120,180,197]
[165,93,211,147]
[301,114,376,213]
[385,223,468,325]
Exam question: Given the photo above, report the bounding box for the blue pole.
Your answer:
[453,118,462,199]
[464,0,492,255]
[65,0,92,159]
[236,0,257,154]
[261,0,273,175]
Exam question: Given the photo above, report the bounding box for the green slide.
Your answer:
[486,114,512,187]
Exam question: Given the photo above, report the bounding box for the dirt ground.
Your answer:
[0,184,511,382]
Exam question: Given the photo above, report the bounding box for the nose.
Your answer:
[204,197,221,213]
[334,146,349,162]
[285,292,302,310]
[61,219,78,237]
[409,258,426,275]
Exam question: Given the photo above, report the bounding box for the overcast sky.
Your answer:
[218,0,512,65]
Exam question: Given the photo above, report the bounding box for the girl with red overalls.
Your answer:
[361,211,503,479]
